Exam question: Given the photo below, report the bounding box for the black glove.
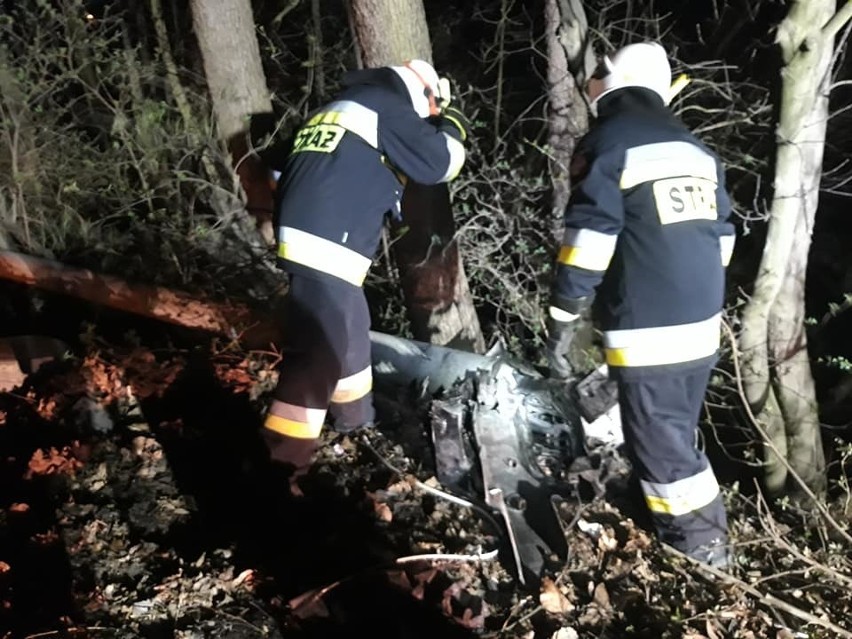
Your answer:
[437,105,472,142]
[546,315,581,380]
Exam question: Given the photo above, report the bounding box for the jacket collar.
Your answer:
[341,67,409,99]
[595,87,668,119]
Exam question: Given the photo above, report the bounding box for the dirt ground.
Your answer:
[1,330,851,639]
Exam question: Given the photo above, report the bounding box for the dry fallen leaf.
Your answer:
[597,526,618,552]
[375,502,393,522]
[630,557,659,583]
[25,446,83,478]
[706,618,723,639]
[366,492,393,522]
[622,527,653,552]
[592,582,610,610]
[551,628,579,639]
[288,586,334,620]
[232,569,255,589]
[386,479,412,495]
[540,577,574,615]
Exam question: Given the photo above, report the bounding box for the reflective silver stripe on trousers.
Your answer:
[264,400,327,439]
[603,313,721,367]
[620,141,718,189]
[278,226,372,286]
[331,365,373,403]
[641,465,721,516]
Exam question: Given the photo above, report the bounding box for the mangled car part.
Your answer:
[369,331,625,585]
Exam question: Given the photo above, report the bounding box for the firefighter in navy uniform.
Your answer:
[262,60,470,487]
[545,42,737,567]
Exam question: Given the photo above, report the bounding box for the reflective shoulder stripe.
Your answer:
[641,465,720,516]
[557,227,618,272]
[331,365,373,404]
[720,234,735,266]
[438,133,466,182]
[277,226,372,286]
[620,141,718,189]
[603,313,721,367]
[264,400,327,440]
[309,100,379,149]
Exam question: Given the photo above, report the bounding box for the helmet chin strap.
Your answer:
[404,61,440,116]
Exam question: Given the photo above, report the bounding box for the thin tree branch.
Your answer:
[821,0,852,41]
[723,320,852,545]
[662,545,852,638]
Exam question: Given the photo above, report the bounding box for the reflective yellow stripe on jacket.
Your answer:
[603,312,721,367]
[641,465,720,517]
[557,227,618,272]
[307,100,379,148]
[277,226,372,286]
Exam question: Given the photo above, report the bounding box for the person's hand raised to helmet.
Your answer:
[436,77,452,111]
[437,105,472,142]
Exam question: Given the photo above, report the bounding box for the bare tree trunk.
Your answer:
[189,0,276,244]
[348,0,432,65]
[544,0,592,228]
[739,1,852,497]
[543,0,598,366]
[348,0,486,353]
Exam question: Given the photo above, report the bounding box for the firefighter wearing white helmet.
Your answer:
[256,59,472,491]
[389,59,452,118]
[545,41,737,568]
[591,41,674,106]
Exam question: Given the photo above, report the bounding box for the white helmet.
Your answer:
[390,59,450,118]
[593,42,672,106]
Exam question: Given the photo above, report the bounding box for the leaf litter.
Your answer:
[0,339,851,638]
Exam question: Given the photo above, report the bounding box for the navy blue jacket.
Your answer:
[274,68,465,287]
[552,88,736,376]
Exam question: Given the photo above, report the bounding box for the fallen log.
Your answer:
[0,250,266,339]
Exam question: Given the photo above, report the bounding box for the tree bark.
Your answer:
[348,0,486,353]
[348,0,433,65]
[544,0,592,227]
[189,0,276,244]
[0,250,260,338]
[543,0,597,367]
[739,0,852,497]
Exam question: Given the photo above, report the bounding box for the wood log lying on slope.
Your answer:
[0,250,281,348]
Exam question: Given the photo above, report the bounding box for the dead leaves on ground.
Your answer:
[540,576,575,615]
[26,445,84,478]
[366,478,415,523]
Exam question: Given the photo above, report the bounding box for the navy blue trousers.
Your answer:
[263,273,375,471]
[617,362,727,552]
